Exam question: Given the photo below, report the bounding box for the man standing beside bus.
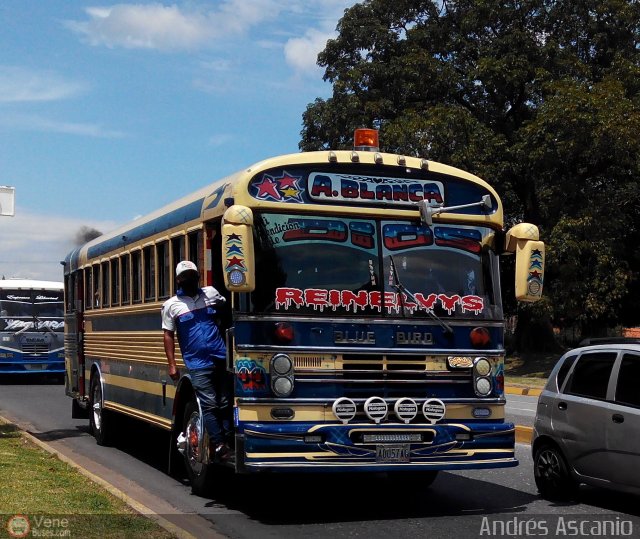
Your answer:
[162,260,231,461]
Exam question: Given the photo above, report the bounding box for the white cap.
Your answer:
[176,260,198,277]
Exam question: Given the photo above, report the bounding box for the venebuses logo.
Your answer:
[7,515,30,538]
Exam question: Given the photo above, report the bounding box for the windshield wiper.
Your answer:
[388,255,453,336]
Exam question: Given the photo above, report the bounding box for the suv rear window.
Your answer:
[556,354,577,391]
[565,352,617,400]
[615,353,640,408]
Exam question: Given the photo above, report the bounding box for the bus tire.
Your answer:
[89,372,113,446]
[183,398,213,496]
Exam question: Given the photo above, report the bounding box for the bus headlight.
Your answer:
[270,354,294,397]
[473,357,492,377]
[475,377,492,396]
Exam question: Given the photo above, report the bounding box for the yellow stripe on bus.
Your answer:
[103,400,173,430]
[102,373,177,399]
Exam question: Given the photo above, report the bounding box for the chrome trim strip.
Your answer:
[234,315,504,327]
[236,397,506,405]
[296,378,469,384]
[236,345,505,354]
[296,369,470,376]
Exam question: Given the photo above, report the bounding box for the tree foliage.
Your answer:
[301,0,640,344]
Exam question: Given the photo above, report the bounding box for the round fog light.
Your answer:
[273,376,293,396]
[474,358,492,377]
[272,354,293,375]
[475,377,492,396]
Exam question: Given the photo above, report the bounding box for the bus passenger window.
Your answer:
[92,265,100,308]
[188,231,202,269]
[101,261,110,308]
[84,268,92,310]
[121,254,131,305]
[132,251,142,303]
[144,246,155,302]
[110,258,120,306]
[157,241,170,299]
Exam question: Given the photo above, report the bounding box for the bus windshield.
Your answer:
[249,213,502,320]
[0,288,64,330]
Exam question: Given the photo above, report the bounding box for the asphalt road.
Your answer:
[1,378,638,539]
[505,393,538,427]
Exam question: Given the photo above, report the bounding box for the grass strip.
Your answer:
[0,422,175,538]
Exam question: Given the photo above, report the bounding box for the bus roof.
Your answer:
[65,150,503,273]
[0,279,64,290]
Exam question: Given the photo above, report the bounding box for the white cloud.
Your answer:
[284,28,332,76]
[0,114,127,139]
[0,66,87,103]
[0,208,119,281]
[65,1,280,51]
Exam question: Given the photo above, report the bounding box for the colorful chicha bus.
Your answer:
[63,129,544,493]
[0,279,65,377]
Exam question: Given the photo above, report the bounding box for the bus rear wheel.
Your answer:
[183,398,214,495]
[89,372,113,446]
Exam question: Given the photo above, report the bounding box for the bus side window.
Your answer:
[121,254,131,305]
[101,261,110,308]
[171,236,185,295]
[188,230,202,269]
[84,267,93,310]
[110,258,120,307]
[143,245,155,302]
[157,241,170,300]
[93,265,100,308]
[132,251,142,304]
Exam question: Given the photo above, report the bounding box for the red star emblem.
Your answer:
[279,174,299,189]
[255,177,281,200]
[227,256,245,269]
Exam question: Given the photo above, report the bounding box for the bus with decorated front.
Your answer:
[0,279,65,378]
[63,129,544,493]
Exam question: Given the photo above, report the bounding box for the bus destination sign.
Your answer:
[308,173,444,207]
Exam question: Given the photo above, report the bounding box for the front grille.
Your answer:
[21,343,49,356]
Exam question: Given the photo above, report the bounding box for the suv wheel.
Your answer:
[534,444,577,501]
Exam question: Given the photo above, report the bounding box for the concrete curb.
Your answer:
[0,414,199,539]
[505,386,542,397]
[515,425,533,445]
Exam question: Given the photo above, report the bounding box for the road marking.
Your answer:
[507,405,536,413]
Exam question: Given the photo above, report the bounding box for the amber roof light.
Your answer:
[353,128,379,152]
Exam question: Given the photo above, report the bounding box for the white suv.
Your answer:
[532,338,640,500]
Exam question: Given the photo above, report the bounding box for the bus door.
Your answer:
[65,271,87,412]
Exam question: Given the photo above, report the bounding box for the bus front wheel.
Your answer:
[89,372,113,446]
[183,398,213,495]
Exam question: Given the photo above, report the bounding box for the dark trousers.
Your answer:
[190,363,230,446]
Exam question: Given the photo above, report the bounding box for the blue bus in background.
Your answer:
[0,279,65,378]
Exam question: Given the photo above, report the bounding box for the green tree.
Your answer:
[301,0,640,347]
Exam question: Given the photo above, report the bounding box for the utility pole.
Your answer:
[0,186,15,217]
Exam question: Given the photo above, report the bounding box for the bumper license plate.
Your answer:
[376,444,410,463]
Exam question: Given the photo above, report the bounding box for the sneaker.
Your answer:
[214,442,231,463]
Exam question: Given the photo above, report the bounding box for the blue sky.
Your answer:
[0,0,358,281]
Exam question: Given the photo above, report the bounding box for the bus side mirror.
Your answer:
[505,223,544,302]
[222,205,255,292]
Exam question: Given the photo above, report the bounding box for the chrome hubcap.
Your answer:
[185,411,207,476]
[92,383,102,430]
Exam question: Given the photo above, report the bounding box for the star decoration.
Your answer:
[255,177,281,200]
[226,256,246,269]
